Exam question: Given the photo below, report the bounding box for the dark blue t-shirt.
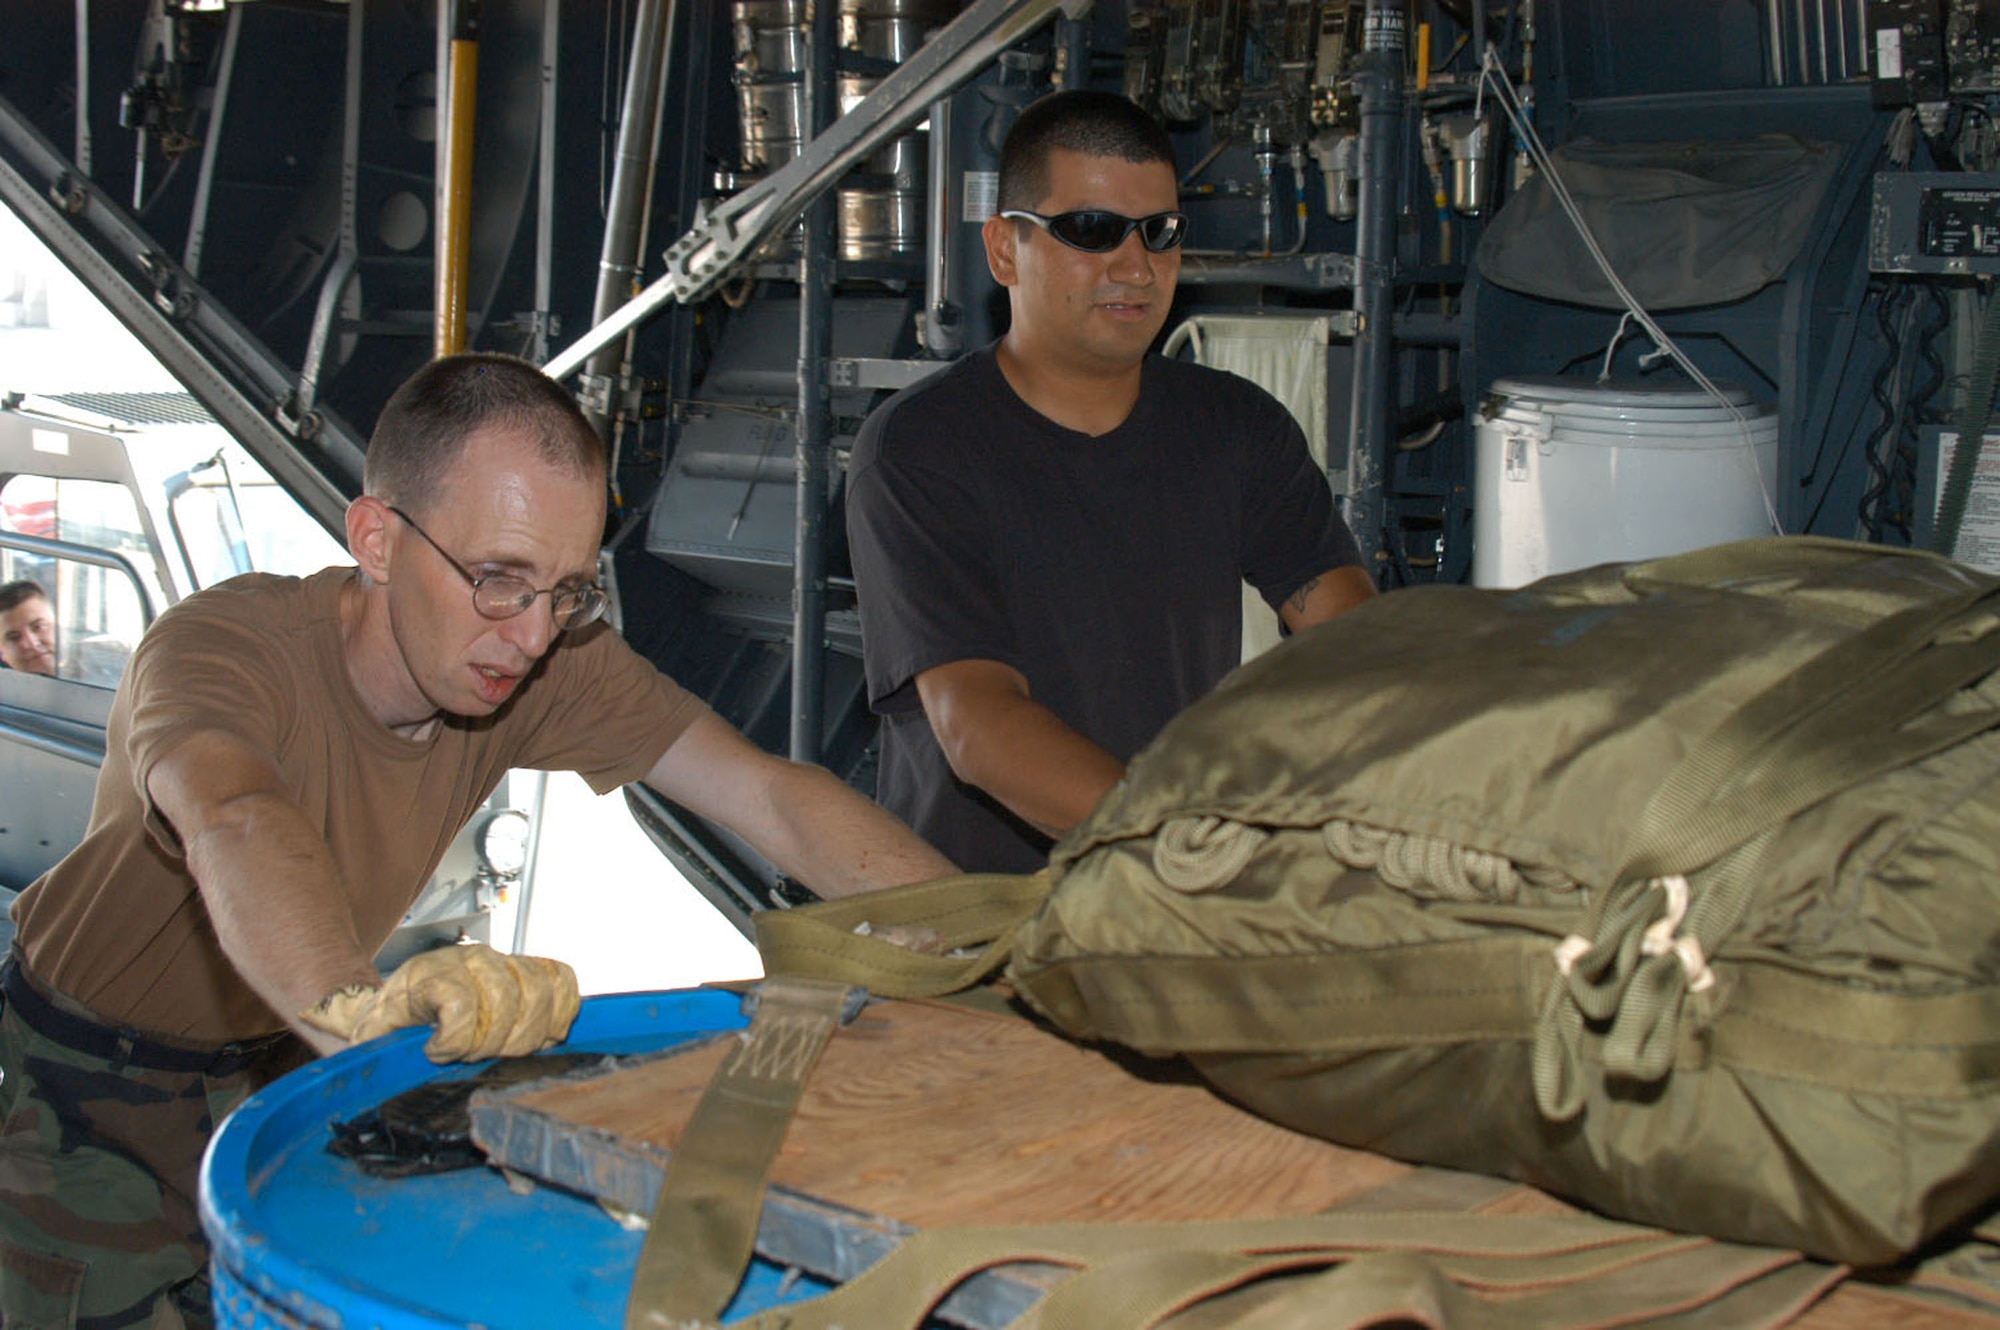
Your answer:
[846,345,1363,872]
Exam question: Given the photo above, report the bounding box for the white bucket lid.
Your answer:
[1490,375,1758,411]
[1518,419,1779,450]
[1485,377,1776,439]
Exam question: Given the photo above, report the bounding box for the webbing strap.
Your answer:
[1534,577,2000,1119]
[1009,937,2000,1095]
[716,1211,1823,1330]
[1128,1244,1823,1330]
[1618,533,1948,593]
[1900,1227,2000,1317]
[1619,582,2000,882]
[754,870,1053,996]
[1028,1236,1762,1329]
[621,976,861,1330]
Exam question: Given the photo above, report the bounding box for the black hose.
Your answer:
[1859,282,1906,542]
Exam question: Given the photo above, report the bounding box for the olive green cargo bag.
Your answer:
[763,536,2000,1267]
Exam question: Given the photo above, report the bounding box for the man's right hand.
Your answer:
[299,942,581,1062]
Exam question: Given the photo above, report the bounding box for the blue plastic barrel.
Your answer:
[200,989,837,1328]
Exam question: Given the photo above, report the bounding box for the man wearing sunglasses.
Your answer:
[848,89,1375,873]
[0,353,957,1330]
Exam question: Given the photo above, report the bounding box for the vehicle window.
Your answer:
[0,475,152,688]
[168,473,345,588]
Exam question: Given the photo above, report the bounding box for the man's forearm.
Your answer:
[186,791,381,1052]
[755,763,959,898]
[940,692,1125,839]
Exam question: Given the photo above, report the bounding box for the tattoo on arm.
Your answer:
[1288,576,1323,614]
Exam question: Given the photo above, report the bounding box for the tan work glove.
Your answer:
[299,942,581,1062]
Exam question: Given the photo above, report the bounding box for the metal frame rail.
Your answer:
[0,94,360,536]
[544,0,1087,380]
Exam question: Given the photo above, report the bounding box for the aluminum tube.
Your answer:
[183,1,241,277]
[1343,0,1405,574]
[532,0,559,363]
[923,95,961,357]
[656,1,718,474]
[584,0,676,430]
[792,0,838,764]
[74,0,91,175]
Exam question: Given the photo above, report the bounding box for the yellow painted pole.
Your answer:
[435,3,479,357]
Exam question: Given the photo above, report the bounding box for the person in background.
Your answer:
[0,580,57,675]
[846,90,1375,873]
[0,353,957,1330]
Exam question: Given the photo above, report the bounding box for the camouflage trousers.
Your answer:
[0,970,307,1330]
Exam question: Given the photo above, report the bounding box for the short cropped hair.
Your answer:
[0,580,48,615]
[997,90,1177,212]
[363,353,606,515]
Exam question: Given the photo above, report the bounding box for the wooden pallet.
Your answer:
[468,994,2000,1328]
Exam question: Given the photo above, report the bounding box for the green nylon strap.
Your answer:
[621,976,861,1330]
[1530,577,2000,1118]
[1632,1262,1846,1330]
[1618,533,1947,593]
[1531,834,1769,1118]
[1615,578,2000,887]
[1012,935,1536,1054]
[754,870,1053,996]
[1011,939,2000,1096]
[1027,1234,1736,1329]
[724,1210,1662,1330]
[722,1210,1815,1330]
[1101,1243,1811,1330]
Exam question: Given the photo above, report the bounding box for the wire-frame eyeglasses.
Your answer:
[389,505,608,631]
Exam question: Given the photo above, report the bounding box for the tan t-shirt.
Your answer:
[10,567,707,1043]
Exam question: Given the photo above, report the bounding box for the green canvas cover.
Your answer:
[1007,536,2000,1267]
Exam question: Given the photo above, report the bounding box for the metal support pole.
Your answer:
[435,0,479,357]
[583,0,675,436]
[921,95,961,358]
[792,0,839,764]
[531,0,559,364]
[1343,0,1404,573]
[74,0,92,176]
[183,0,241,278]
[660,1,715,457]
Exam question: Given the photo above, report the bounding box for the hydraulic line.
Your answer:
[1933,283,2000,557]
[1344,0,1407,573]
[584,0,678,505]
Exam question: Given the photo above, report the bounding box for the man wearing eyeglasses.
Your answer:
[0,353,957,1330]
[847,89,1375,873]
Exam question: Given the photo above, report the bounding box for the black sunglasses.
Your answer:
[999,208,1189,254]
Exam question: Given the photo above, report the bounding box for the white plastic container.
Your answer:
[1472,376,1780,588]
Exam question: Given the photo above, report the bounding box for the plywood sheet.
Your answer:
[483,994,1409,1228]
[472,994,2000,1329]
